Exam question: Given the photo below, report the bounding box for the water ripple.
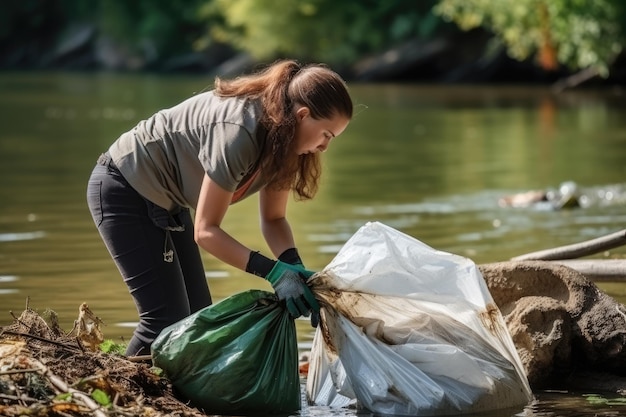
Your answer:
[0,275,18,283]
[0,231,46,242]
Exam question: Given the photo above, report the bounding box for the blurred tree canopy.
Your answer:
[97,0,209,58]
[434,0,626,76]
[204,0,443,63]
[0,0,624,81]
[0,0,211,68]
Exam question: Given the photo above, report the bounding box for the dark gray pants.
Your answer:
[86,154,212,356]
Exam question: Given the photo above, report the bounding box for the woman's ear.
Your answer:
[295,106,310,121]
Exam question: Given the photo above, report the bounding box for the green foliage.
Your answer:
[3,0,625,76]
[434,0,626,76]
[91,389,112,407]
[205,0,442,64]
[54,392,72,401]
[99,339,126,355]
[0,0,211,67]
[150,366,164,377]
[97,0,209,58]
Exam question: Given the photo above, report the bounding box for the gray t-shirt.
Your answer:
[108,91,267,211]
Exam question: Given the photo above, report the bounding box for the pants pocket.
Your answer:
[87,179,103,226]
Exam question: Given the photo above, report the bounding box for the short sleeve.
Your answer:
[199,122,260,192]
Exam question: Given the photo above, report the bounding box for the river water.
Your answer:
[1,72,625,416]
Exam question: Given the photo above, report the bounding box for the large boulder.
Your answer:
[478,261,626,389]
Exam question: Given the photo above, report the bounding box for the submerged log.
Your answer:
[511,229,626,261]
[550,259,626,281]
[509,229,626,281]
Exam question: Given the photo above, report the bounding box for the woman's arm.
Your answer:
[194,173,251,270]
[194,173,317,318]
[259,186,297,258]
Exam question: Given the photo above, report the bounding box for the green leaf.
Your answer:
[91,389,111,407]
[54,392,72,401]
[99,339,126,355]
[150,366,164,377]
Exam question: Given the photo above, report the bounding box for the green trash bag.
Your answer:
[151,289,300,415]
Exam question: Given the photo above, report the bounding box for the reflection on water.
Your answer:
[296,387,626,417]
[1,73,625,417]
[526,390,626,417]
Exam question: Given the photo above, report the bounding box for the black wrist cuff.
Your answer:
[245,251,276,277]
[278,247,303,265]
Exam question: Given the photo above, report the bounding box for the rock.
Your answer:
[479,261,626,390]
[211,53,256,78]
[94,36,146,71]
[352,37,450,81]
[51,23,96,64]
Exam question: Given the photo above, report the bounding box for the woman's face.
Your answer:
[293,106,350,155]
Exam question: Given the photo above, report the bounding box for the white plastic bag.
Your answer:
[306,222,533,416]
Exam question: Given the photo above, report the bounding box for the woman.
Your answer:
[86,59,353,356]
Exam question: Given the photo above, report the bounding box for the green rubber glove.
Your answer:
[295,267,320,328]
[265,261,320,319]
[277,249,320,327]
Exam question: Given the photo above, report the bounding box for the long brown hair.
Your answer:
[214,59,353,200]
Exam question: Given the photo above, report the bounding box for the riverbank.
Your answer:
[3,261,626,417]
[3,21,625,89]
